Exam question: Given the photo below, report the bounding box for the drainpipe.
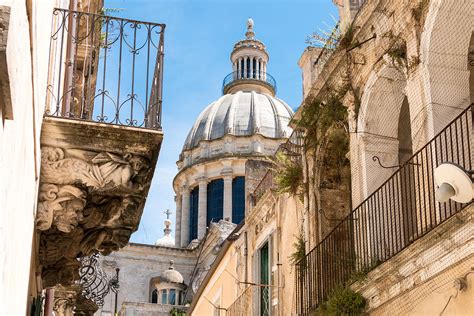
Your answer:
[244,231,248,283]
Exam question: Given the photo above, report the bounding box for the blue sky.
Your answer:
[104,0,338,244]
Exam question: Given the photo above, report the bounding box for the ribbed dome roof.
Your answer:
[183,91,293,151]
[159,261,184,284]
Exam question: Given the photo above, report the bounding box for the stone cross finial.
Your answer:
[164,209,172,219]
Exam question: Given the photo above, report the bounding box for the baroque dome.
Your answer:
[183,90,293,151]
[158,261,184,284]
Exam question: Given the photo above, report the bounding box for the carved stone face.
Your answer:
[127,155,148,177]
[55,198,85,233]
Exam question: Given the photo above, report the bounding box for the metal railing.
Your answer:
[226,285,270,316]
[222,71,276,95]
[45,8,165,129]
[295,104,473,315]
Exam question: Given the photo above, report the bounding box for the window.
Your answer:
[260,242,270,316]
[169,289,176,305]
[161,289,168,305]
[232,176,245,224]
[190,186,199,240]
[246,58,251,78]
[252,58,257,78]
[151,289,158,303]
[207,179,224,226]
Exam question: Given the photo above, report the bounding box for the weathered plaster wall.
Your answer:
[0,0,68,314]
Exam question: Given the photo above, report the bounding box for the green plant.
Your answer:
[317,286,366,316]
[339,25,359,50]
[322,129,349,184]
[289,229,306,265]
[170,308,186,316]
[274,152,304,196]
[411,0,428,22]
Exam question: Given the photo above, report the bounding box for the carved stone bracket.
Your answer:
[37,146,151,287]
[53,286,80,316]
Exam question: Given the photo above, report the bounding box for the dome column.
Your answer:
[197,176,208,239]
[222,171,233,222]
[180,185,190,247]
[174,194,182,246]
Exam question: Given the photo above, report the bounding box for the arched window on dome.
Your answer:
[252,58,257,79]
[161,289,168,304]
[169,289,176,305]
[207,179,224,226]
[151,288,158,304]
[246,58,251,78]
[232,176,245,224]
[189,186,199,240]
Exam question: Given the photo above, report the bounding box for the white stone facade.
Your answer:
[0,0,69,314]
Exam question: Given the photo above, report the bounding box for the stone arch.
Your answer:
[354,63,408,201]
[412,0,473,146]
[352,63,422,260]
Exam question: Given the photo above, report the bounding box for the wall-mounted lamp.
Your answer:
[434,163,473,203]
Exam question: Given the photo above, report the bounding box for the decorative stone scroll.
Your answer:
[36,146,151,287]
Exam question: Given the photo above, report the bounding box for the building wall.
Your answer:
[96,244,197,315]
[191,244,238,315]
[0,0,68,314]
[190,189,304,316]
[245,192,303,316]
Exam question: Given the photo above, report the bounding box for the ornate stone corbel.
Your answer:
[37,146,151,288]
[37,184,86,233]
[53,286,80,316]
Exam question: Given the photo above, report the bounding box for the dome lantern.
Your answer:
[224,19,276,95]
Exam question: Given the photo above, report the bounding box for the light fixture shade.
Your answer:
[434,163,473,203]
[435,182,455,202]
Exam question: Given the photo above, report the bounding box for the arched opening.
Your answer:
[189,186,199,240]
[246,58,250,78]
[252,58,257,79]
[151,288,158,303]
[207,179,224,225]
[356,65,407,199]
[397,96,417,241]
[232,176,245,223]
[419,0,472,139]
[355,64,419,259]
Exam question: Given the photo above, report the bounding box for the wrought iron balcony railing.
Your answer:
[222,71,276,95]
[226,285,271,316]
[295,104,473,315]
[45,8,165,129]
